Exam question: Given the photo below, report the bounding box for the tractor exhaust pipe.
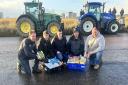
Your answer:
[33,0,40,3]
[33,0,37,2]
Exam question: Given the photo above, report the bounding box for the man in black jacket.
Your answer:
[67,28,84,56]
[52,29,68,62]
[38,30,55,59]
[17,30,41,76]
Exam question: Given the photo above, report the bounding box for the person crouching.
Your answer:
[52,29,68,63]
[17,30,42,76]
[84,27,105,70]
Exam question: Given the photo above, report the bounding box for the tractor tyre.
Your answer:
[80,17,96,35]
[107,20,119,34]
[47,21,60,36]
[17,17,35,37]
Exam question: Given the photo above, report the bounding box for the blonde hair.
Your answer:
[29,30,36,36]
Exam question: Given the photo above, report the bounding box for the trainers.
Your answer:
[90,64,94,68]
[94,64,100,70]
[17,62,21,73]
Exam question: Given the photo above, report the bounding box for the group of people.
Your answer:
[17,27,105,76]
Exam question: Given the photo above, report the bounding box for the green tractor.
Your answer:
[16,0,63,37]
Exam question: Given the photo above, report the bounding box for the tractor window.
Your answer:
[88,6,101,21]
[25,5,39,19]
[89,6,101,14]
[95,7,101,21]
[84,6,88,14]
[89,6,96,13]
[26,6,39,14]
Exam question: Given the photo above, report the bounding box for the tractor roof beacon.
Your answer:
[16,0,64,37]
[79,2,119,35]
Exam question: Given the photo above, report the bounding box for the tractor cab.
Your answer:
[84,2,103,21]
[24,1,44,19]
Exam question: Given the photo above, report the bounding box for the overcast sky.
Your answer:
[0,0,127,18]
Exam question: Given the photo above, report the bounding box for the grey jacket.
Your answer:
[85,32,105,54]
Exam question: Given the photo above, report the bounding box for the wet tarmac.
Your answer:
[0,33,128,85]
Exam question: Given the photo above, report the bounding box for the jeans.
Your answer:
[18,57,39,76]
[56,52,68,62]
[89,51,103,65]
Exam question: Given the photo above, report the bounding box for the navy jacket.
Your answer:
[38,38,55,59]
[67,35,84,56]
[18,38,37,60]
[52,36,68,54]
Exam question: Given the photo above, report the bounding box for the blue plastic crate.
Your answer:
[67,63,87,71]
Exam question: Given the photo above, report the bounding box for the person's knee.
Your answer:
[57,52,63,60]
[95,51,103,63]
[96,51,103,58]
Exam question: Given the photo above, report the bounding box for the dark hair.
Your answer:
[71,27,83,39]
[73,27,80,33]
[43,30,49,35]
[71,32,83,40]
[55,29,63,38]
[58,29,63,32]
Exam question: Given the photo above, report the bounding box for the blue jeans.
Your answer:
[89,51,103,65]
[56,52,68,62]
[18,57,39,76]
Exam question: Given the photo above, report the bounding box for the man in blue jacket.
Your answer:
[17,30,41,76]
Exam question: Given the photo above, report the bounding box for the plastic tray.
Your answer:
[67,63,87,71]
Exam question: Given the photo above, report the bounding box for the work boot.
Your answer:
[32,68,42,74]
[94,64,100,70]
[17,62,21,73]
[89,64,94,70]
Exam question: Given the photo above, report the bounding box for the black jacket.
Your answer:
[38,37,55,59]
[67,35,84,56]
[52,36,67,54]
[18,38,37,60]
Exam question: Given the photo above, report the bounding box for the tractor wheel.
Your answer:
[107,20,119,34]
[47,22,60,36]
[80,17,96,35]
[17,17,35,37]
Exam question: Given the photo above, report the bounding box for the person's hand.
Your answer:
[87,52,91,58]
[88,51,93,58]
[84,52,89,58]
[84,51,93,58]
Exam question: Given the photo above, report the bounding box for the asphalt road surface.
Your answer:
[0,33,128,85]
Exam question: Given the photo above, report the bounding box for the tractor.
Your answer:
[16,0,63,37]
[79,2,120,34]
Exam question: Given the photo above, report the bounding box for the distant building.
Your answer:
[61,13,65,18]
[0,12,3,18]
[68,12,77,18]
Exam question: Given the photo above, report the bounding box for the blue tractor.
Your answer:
[79,2,119,34]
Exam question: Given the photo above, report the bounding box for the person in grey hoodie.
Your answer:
[84,27,105,70]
